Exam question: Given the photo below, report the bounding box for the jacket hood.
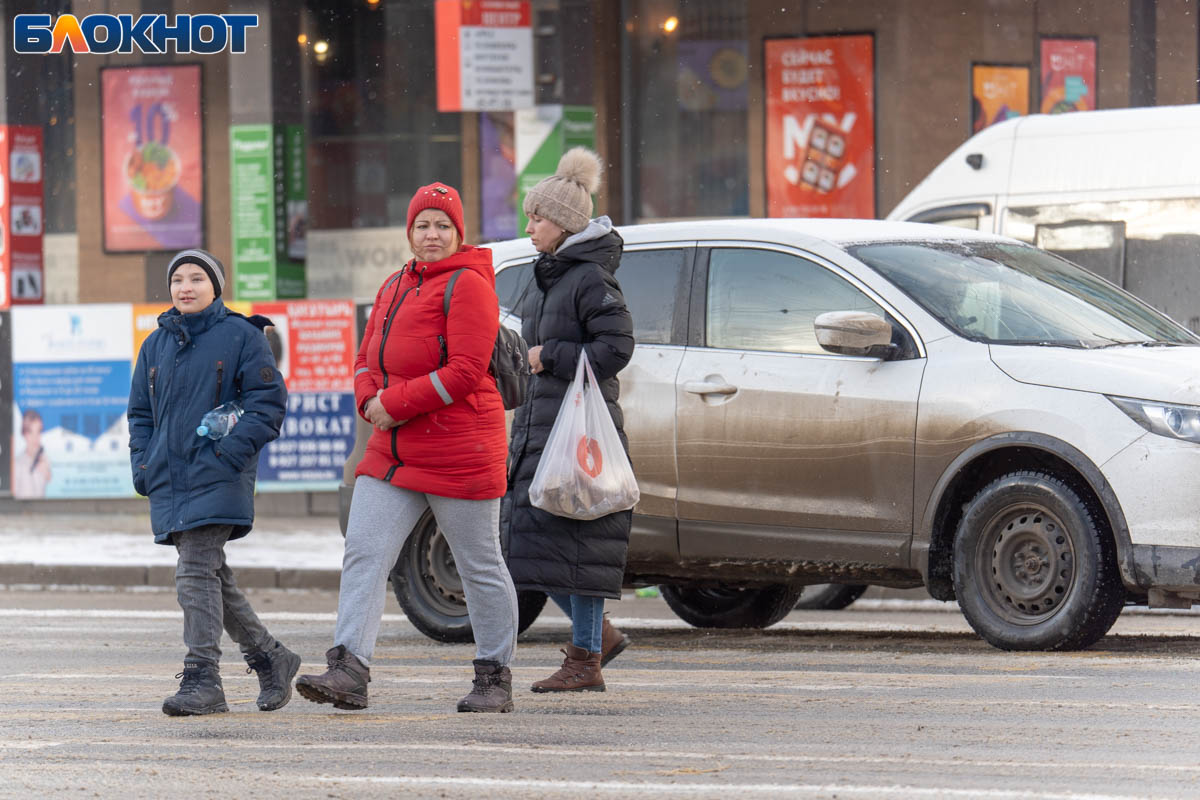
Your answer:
[537,219,623,288]
[410,244,495,286]
[990,344,1200,405]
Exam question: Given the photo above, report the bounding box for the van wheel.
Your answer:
[390,510,547,643]
[952,471,1125,651]
[661,585,801,629]
[794,584,869,610]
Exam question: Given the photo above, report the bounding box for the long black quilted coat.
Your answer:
[500,222,635,599]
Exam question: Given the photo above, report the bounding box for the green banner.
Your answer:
[231,124,307,301]
[516,105,596,233]
[230,124,275,300]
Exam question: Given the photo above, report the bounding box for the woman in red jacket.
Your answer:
[296,183,518,713]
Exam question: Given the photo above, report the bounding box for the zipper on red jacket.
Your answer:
[378,266,415,481]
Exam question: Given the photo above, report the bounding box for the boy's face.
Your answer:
[170,263,215,314]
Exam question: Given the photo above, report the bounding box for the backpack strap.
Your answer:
[443,268,468,316]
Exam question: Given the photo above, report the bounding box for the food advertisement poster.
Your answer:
[1039,38,1096,114]
[971,64,1029,133]
[10,304,135,499]
[252,300,356,492]
[765,34,875,219]
[101,65,204,253]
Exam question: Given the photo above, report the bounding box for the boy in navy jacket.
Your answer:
[128,249,300,716]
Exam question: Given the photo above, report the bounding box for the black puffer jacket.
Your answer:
[501,219,635,599]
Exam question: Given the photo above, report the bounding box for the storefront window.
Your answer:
[304,0,462,230]
[623,0,748,221]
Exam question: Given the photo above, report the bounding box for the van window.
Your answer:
[1006,199,1200,332]
[706,248,885,354]
[907,202,991,230]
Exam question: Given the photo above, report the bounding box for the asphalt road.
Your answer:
[6,588,1200,799]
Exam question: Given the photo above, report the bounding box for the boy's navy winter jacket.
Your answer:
[128,298,287,544]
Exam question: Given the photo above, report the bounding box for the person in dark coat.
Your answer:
[295,182,520,714]
[501,147,636,693]
[128,249,299,716]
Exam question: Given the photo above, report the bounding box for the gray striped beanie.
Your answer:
[167,249,226,298]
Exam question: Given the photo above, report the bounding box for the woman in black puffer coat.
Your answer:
[501,148,635,693]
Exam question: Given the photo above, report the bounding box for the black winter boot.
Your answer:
[457,660,514,713]
[162,661,228,716]
[295,645,370,710]
[244,643,302,711]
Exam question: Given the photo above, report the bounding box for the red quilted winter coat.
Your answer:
[353,246,507,499]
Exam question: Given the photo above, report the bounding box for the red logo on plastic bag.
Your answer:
[576,435,603,478]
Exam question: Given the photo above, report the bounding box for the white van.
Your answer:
[887,105,1200,331]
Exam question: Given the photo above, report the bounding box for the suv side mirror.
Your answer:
[814,311,897,359]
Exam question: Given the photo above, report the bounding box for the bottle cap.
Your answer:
[196,425,209,437]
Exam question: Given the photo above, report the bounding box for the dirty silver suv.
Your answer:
[341,219,1200,651]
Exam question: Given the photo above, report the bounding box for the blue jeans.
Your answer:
[549,593,604,652]
[174,524,275,666]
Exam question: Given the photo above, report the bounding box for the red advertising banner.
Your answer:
[765,35,875,219]
[0,125,45,307]
[972,64,1029,133]
[1039,38,1096,114]
[101,64,204,252]
[251,300,355,394]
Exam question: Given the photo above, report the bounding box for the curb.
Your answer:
[0,562,341,591]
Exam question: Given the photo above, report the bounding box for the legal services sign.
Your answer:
[13,14,257,54]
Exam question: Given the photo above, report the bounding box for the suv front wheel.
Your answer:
[661,585,801,629]
[952,471,1125,651]
[390,510,547,643]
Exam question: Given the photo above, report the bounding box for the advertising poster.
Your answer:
[101,65,204,253]
[2,125,45,304]
[253,300,356,491]
[765,34,875,219]
[678,40,749,112]
[274,124,306,298]
[972,64,1029,133]
[0,311,10,494]
[11,304,135,499]
[1039,38,1096,113]
[480,112,518,241]
[515,105,595,232]
[231,124,275,300]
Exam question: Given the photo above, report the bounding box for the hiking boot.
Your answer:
[295,644,370,710]
[457,660,515,713]
[600,614,631,667]
[244,642,302,711]
[530,644,605,693]
[162,661,228,716]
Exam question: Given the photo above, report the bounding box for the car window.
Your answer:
[618,248,688,345]
[706,248,886,354]
[497,249,689,346]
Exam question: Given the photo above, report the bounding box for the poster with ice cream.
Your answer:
[765,35,875,219]
[101,64,204,253]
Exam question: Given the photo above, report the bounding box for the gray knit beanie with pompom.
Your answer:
[522,147,603,234]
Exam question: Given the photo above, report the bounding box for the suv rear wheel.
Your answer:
[661,585,801,629]
[390,510,547,643]
[952,471,1125,651]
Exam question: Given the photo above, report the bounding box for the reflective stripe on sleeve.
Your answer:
[355,367,370,377]
[430,371,453,406]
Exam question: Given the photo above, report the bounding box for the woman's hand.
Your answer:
[527,345,544,375]
[365,391,406,431]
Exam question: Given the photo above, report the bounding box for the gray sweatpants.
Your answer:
[334,475,518,666]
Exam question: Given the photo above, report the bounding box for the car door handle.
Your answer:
[684,380,738,396]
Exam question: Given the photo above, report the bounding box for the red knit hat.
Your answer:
[407,182,465,242]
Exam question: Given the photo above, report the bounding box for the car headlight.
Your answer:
[1109,396,1200,444]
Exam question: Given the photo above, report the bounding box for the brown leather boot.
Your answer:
[457,660,515,713]
[531,644,605,693]
[600,614,630,667]
[295,645,370,710]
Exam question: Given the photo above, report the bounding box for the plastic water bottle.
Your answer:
[196,401,243,440]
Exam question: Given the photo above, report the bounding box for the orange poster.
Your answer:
[765,35,875,219]
[972,64,1029,133]
[1039,38,1096,114]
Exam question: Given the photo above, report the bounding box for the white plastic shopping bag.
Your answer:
[528,350,640,520]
